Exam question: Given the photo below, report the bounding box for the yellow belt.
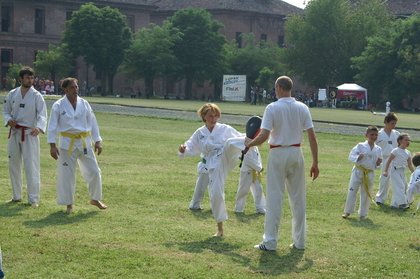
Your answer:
[252,170,262,183]
[355,164,374,203]
[60,131,90,155]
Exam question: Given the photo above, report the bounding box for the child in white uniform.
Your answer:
[383,133,414,209]
[407,153,420,211]
[375,112,399,205]
[234,146,266,214]
[343,126,382,219]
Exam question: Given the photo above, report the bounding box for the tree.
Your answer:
[63,3,131,95]
[6,63,24,88]
[34,44,73,93]
[123,23,181,98]
[352,15,420,107]
[284,0,391,88]
[169,8,226,99]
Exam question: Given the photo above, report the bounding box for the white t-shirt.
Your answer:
[261,97,313,145]
[376,128,399,157]
[390,147,411,169]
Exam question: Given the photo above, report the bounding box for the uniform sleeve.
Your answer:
[182,129,202,157]
[244,147,263,172]
[3,91,13,126]
[47,102,59,144]
[87,102,102,142]
[302,105,314,131]
[348,144,361,163]
[35,93,48,133]
[260,105,273,131]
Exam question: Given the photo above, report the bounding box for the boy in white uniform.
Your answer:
[47,77,107,214]
[407,153,420,211]
[3,67,47,207]
[234,145,266,214]
[342,126,382,219]
[383,133,414,209]
[375,112,399,205]
[179,103,243,236]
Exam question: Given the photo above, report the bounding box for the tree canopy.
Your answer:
[63,3,131,95]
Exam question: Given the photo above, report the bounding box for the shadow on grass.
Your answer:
[345,217,382,229]
[23,211,98,228]
[233,212,265,223]
[251,248,313,275]
[0,202,27,217]
[408,243,420,251]
[166,237,251,266]
[189,209,213,220]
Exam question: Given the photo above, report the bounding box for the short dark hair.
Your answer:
[366,125,379,134]
[61,77,78,89]
[397,133,410,146]
[275,76,293,92]
[412,153,420,167]
[384,112,398,123]
[19,67,35,79]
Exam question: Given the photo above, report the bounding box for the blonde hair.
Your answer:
[197,103,221,122]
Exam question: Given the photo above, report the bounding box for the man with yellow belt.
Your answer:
[47,77,107,214]
[3,66,47,207]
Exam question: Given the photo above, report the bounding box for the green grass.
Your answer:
[1,112,419,278]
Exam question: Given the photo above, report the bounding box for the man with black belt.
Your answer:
[3,66,47,207]
[245,76,319,251]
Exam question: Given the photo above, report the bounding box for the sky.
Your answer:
[282,0,311,9]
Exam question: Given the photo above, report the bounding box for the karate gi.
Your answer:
[259,97,313,250]
[375,128,399,204]
[47,96,103,205]
[180,123,243,222]
[234,146,266,214]
[407,166,420,206]
[388,147,411,207]
[3,86,47,204]
[343,141,382,217]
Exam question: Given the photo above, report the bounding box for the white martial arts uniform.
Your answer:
[234,146,266,214]
[258,97,313,250]
[179,123,243,222]
[47,96,103,205]
[3,86,47,204]
[407,166,420,206]
[375,128,399,204]
[388,147,411,207]
[343,141,382,217]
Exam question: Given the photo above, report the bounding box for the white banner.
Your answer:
[222,75,246,102]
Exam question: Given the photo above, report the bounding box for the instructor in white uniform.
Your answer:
[3,66,47,207]
[47,77,107,214]
[245,76,319,251]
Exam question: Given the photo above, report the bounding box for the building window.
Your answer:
[126,15,135,32]
[1,5,12,32]
[260,34,267,46]
[35,8,45,34]
[278,35,284,48]
[1,49,13,64]
[235,32,242,48]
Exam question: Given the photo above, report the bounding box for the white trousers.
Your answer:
[189,172,209,209]
[8,130,41,203]
[261,147,306,250]
[56,148,102,205]
[234,171,266,213]
[390,168,408,207]
[407,181,420,204]
[343,168,375,217]
[375,156,391,203]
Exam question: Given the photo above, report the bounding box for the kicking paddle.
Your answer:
[239,116,262,168]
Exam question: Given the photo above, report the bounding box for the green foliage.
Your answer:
[5,63,24,88]
[123,23,181,98]
[352,14,420,107]
[225,34,285,89]
[34,44,73,92]
[169,8,226,99]
[63,3,132,95]
[284,0,391,88]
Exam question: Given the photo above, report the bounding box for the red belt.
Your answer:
[269,144,301,149]
[8,124,29,142]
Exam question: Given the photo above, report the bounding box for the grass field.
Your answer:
[0,110,419,278]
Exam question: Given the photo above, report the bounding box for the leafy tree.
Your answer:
[34,44,73,93]
[256,67,275,91]
[352,15,420,107]
[169,8,226,99]
[284,0,391,88]
[6,63,24,88]
[123,23,181,98]
[63,3,131,95]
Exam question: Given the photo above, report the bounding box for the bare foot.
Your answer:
[66,205,73,214]
[90,200,107,210]
[213,231,224,237]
